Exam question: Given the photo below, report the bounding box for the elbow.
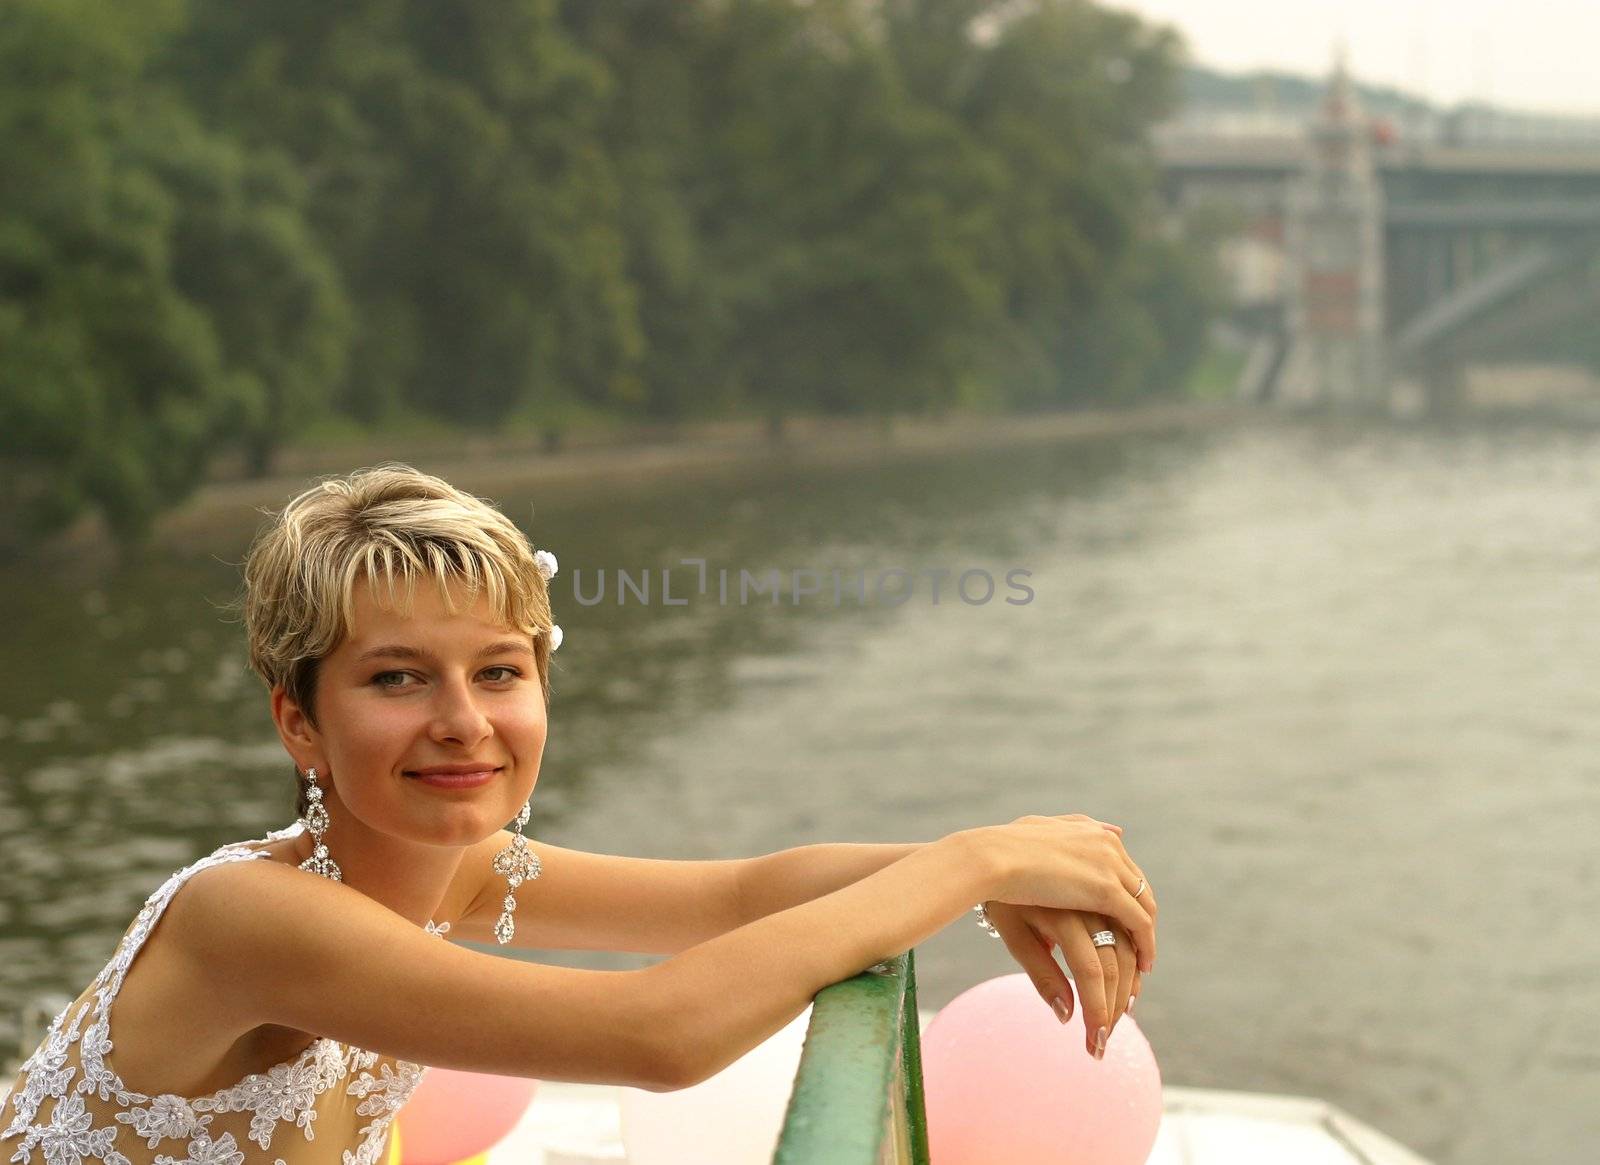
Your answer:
[646,1016,754,1092]
[635,1036,700,1093]
[630,1056,694,1094]
[630,968,709,1092]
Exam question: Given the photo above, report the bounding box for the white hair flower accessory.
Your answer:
[533,548,561,650]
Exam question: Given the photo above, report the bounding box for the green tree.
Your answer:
[169,0,643,428]
[620,0,1004,429]
[143,131,350,475]
[0,0,344,552]
[1128,220,1226,399]
[886,0,1198,407]
[561,2,732,422]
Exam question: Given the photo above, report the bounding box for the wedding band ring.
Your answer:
[1133,878,1148,899]
[1091,930,1117,949]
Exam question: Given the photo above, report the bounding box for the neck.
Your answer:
[293,790,467,927]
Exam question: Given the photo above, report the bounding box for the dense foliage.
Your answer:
[0,0,1219,555]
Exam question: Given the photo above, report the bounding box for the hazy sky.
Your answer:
[1106,0,1600,116]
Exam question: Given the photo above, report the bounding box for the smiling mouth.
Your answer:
[403,767,503,783]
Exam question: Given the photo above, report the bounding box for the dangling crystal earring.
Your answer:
[298,767,343,882]
[489,801,540,944]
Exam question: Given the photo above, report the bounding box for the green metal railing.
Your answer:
[773,950,930,1164]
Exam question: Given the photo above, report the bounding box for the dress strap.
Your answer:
[73,834,286,1103]
[93,834,286,1004]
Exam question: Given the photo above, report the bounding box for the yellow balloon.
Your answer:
[388,1124,492,1165]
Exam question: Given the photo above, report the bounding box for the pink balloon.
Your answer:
[922,974,1161,1165]
[395,1068,538,1165]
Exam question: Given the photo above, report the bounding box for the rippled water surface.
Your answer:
[3,417,1596,1164]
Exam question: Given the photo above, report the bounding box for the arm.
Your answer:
[450,831,746,955]
[733,842,923,924]
[449,832,920,953]
[642,833,991,1086]
[177,830,994,1092]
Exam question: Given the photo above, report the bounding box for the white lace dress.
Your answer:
[0,824,445,1165]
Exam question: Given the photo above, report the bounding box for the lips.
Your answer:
[404,765,503,788]
[406,764,504,777]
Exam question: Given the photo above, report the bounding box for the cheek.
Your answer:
[507,704,549,751]
[329,697,423,763]
[491,690,548,751]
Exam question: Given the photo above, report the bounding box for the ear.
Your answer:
[271,684,322,771]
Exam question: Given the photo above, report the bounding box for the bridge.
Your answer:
[1157,64,1600,411]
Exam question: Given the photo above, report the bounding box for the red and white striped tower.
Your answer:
[1279,50,1387,407]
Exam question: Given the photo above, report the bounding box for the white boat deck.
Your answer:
[1150,1086,1434,1165]
[490,1079,1434,1164]
[485,1005,1435,1165]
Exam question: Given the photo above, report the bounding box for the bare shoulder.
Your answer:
[101,852,365,1097]
[167,856,435,993]
[159,858,367,1021]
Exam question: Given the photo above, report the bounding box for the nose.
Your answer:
[429,675,493,748]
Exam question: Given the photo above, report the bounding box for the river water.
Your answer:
[2,416,1595,1164]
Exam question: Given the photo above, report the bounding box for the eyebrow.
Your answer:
[354,640,535,664]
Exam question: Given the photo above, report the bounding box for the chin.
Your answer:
[406,808,498,847]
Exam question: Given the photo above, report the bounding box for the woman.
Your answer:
[0,464,1156,1165]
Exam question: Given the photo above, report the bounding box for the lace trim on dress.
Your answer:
[2,825,445,1165]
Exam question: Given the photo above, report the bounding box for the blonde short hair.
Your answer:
[239,464,555,814]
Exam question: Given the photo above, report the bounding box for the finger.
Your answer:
[995,918,1076,1026]
[1108,922,1136,1033]
[1108,836,1158,923]
[1085,914,1122,1049]
[1056,812,1123,836]
[1128,871,1157,925]
[1128,967,1143,1014]
[1102,876,1158,973]
[1059,919,1111,1059]
[1107,845,1157,930]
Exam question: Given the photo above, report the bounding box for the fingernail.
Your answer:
[1127,995,1137,1015]
[1094,1027,1107,1060]
[1051,996,1071,1025]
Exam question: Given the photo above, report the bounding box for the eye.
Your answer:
[480,666,523,683]
[371,671,416,690]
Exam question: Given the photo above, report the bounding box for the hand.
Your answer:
[981,901,1144,1060]
[969,813,1157,973]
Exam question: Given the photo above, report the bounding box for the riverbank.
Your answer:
[153,402,1250,551]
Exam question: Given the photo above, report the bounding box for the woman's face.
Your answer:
[285,576,547,847]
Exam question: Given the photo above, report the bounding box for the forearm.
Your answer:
[735,841,924,924]
[643,832,994,1088]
